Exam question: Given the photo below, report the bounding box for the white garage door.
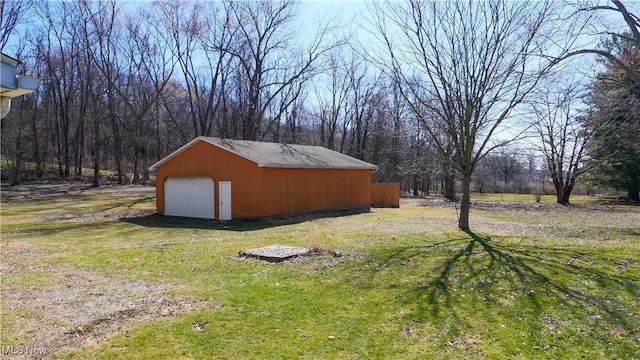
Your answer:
[164,177,215,219]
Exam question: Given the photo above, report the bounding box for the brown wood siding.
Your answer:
[371,183,400,208]
[155,141,264,218]
[260,168,373,217]
[154,140,375,219]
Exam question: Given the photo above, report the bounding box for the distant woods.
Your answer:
[1,0,638,205]
[3,0,402,187]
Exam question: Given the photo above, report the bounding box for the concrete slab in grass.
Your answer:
[239,245,309,263]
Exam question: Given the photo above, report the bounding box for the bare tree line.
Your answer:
[1,0,445,189]
[1,0,637,229]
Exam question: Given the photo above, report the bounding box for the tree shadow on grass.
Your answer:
[120,207,372,232]
[364,230,640,351]
[121,214,274,232]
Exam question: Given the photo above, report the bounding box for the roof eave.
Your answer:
[149,136,379,172]
[259,163,378,170]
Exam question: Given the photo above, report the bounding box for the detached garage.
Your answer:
[148,137,378,220]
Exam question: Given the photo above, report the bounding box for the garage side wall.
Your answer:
[260,168,372,217]
[155,141,263,218]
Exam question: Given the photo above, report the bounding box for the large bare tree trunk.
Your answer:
[553,177,565,205]
[459,172,472,231]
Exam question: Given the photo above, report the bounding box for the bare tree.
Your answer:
[78,0,127,184]
[36,1,86,179]
[565,0,639,80]
[0,0,32,49]
[530,78,592,204]
[486,147,524,188]
[344,56,383,160]
[152,1,235,139]
[224,0,343,141]
[96,7,177,184]
[372,0,584,230]
[312,53,351,150]
[403,128,441,197]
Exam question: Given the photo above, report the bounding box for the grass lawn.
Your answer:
[1,184,639,359]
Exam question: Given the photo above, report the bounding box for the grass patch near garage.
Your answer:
[1,184,639,359]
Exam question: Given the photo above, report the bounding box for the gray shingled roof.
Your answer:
[149,137,378,170]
